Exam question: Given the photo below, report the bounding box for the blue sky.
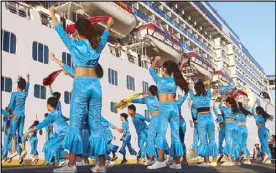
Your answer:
[210,2,275,100]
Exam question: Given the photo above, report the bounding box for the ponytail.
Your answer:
[226,97,240,114]
[163,60,189,94]
[75,19,100,49]
[95,63,104,78]
[238,102,253,116]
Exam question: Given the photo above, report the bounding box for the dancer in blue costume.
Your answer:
[22,97,69,165]
[117,113,137,164]
[218,96,240,166]
[127,104,150,163]
[218,84,234,95]
[212,102,226,162]
[189,81,218,167]
[24,120,42,164]
[48,6,114,173]
[252,100,273,164]
[189,104,200,162]
[147,56,189,170]
[129,85,159,165]
[7,73,30,162]
[2,109,12,163]
[235,100,253,165]
[48,85,62,112]
[175,93,188,163]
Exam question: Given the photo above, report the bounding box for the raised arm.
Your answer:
[131,98,146,104]
[49,85,54,96]
[213,106,220,117]
[49,7,73,50]
[179,58,189,71]
[96,18,113,53]
[189,88,195,100]
[24,73,30,95]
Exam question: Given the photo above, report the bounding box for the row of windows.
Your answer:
[1,80,72,103]
[32,41,49,64]
[2,30,16,54]
[108,69,149,93]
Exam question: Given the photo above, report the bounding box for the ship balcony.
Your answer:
[267,75,275,90]
[5,2,31,19]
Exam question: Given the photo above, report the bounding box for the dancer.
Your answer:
[212,101,226,162]
[175,93,188,163]
[218,96,240,166]
[24,120,42,164]
[189,81,218,167]
[117,113,137,164]
[101,117,119,166]
[130,85,159,165]
[7,73,30,161]
[147,56,189,170]
[127,104,150,164]
[189,105,200,162]
[236,99,252,165]
[252,100,273,164]
[48,6,114,173]
[22,97,69,166]
[48,85,62,112]
[2,109,12,163]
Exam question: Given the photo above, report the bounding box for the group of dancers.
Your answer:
[1,6,274,173]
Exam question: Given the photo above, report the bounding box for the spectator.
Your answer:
[253,144,261,161]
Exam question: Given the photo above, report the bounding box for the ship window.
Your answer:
[127,75,135,91]
[34,84,46,99]
[108,69,118,86]
[145,110,151,119]
[1,76,12,93]
[2,30,16,54]
[62,52,73,68]
[190,120,194,128]
[32,41,49,64]
[142,81,149,94]
[110,102,118,113]
[64,91,71,104]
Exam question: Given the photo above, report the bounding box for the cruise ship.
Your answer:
[1,1,275,161]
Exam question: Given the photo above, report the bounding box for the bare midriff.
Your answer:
[158,93,176,102]
[75,67,97,77]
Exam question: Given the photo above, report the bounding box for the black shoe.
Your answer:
[111,156,118,161]
[218,154,224,163]
[136,155,141,162]
[19,159,24,165]
[120,159,127,165]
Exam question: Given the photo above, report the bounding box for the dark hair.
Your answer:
[5,107,11,114]
[256,106,273,122]
[148,85,158,96]
[30,120,39,129]
[128,104,136,112]
[75,19,100,49]
[53,92,61,100]
[47,97,58,109]
[226,97,239,114]
[120,113,128,121]
[44,113,48,118]
[17,76,26,90]
[96,63,104,78]
[238,102,253,116]
[194,81,207,96]
[163,60,189,94]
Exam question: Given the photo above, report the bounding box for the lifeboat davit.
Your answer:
[78,2,137,38]
[125,23,183,63]
[186,51,215,80]
[213,69,233,85]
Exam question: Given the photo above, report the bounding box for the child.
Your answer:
[24,120,43,163]
[22,97,69,167]
[117,113,137,164]
[48,85,62,112]
[7,73,30,160]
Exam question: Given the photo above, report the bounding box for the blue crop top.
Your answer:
[189,89,211,109]
[252,108,266,125]
[131,96,159,113]
[218,103,237,119]
[149,67,177,94]
[55,24,110,68]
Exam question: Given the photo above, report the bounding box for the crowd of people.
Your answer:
[1,7,275,173]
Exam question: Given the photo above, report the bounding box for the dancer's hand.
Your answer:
[22,132,29,141]
[49,6,56,17]
[63,70,68,75]
[118,128,123,133]
[9,114,17,119]
[106,17,114,30]
[50,52,56,61]
[26,73,30,81]
[155,56,162,61]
